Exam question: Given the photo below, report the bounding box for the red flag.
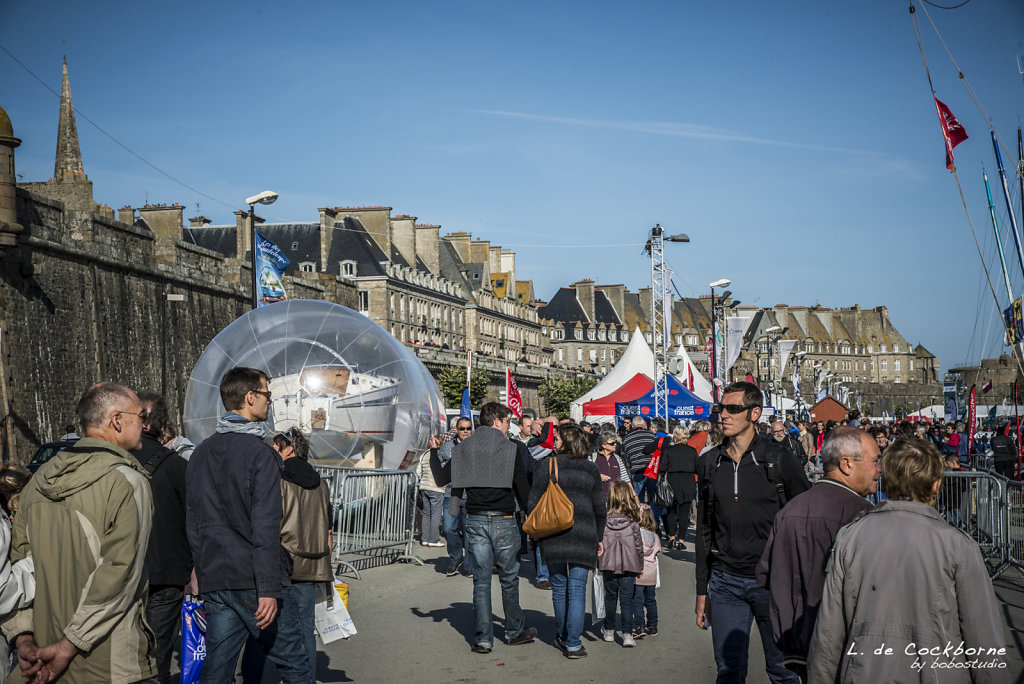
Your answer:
[967,384,977,452]
[934,97,968,171]
[506,367,523,418]
[687,365,694,392]
[982,379,993,393]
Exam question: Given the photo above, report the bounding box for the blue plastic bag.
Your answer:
[180,597,206,684]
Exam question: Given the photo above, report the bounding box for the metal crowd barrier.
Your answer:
[935,471,1004,563]
[313,465,424,579]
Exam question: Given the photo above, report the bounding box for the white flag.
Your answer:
[662,269,673,346]
[791,361,800,398]
[778,340,797,375]
[724,317,752,372]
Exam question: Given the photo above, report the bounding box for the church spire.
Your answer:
[54,58,85,181]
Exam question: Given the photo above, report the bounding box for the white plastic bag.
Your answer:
[591,570,606,626]
[314,582,357,643]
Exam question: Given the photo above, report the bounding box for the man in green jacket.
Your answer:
[5,382,156,683]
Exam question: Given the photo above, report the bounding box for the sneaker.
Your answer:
[445,559,463,577]
[429,541,445,547]
[645,625,658,637]
[601,628,615,642]
[554,635,566,652]
[622,634,636,647]
[631,627,647,640]
[536,580,552,590]
[566,645,588,659]
[509,627,537,646]
[471,644,492,654]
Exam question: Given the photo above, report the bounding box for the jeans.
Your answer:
[708,569,798,684]
[534,544,549,583]
[443,495,474,574]
[602,572,637,633]
[632,584,658,629]
[548,563,589,651]
[465,514,525,647]
[241,582,318,683]
[145,585,183,684]
[201,587,312,684]
[419,490,444,544]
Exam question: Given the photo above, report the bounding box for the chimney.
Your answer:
[445,232,472,263]
[337,206,391,256]
[499,249,516,290]
[574,280,595,322]
[137,203,184,265]
[488,245,502,274]
[188,216,211,228]
[600,284,625,323]
[415,223,440,274]
[118,205,135,226]
[470,239,490,265]
[638,287,653,328]
[234,210,249,259]
[391,214,417,267]
[318,207,337,274]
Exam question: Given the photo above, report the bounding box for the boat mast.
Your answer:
[984,167,1016,305]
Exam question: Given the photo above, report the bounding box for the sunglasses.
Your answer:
[718,403,758,415]
[457,427,472,432]
[253,389,272,401]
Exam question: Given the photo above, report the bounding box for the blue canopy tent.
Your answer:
[616,374,712,421]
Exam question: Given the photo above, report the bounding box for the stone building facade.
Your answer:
[948,354,1022,405]
[539,280,942,414]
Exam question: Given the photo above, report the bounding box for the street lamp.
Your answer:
[709,279,731,401]
[245,190,279,309]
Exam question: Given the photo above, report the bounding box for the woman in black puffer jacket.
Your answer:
[527,425,607,659]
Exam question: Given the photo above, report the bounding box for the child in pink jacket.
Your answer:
[632,505,661,639]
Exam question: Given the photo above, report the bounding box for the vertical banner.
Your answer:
[724,317,752,373]
[816,369,828,402]
[944,382,958,424]
[506,368,523,418]
[460,388,471,419]
[777,340,797,375]
[967,385,977,453]
[791,361,800,400]
[714,322,725,396]
[255,231,290,306]
[705,338,715,398]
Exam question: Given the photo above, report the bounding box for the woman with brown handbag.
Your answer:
[526,425,606,659]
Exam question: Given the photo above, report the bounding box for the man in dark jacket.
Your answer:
[991,422,1016,478]
[755,427,878,682]
[695,381,809,684]
[770,421,807,466]
[134,389,191,684]
[186,367,308,683]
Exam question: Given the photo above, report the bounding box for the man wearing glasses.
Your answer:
[186,367,309,682]
[437,417,476,578]
[694,381,809,684]
[7,383,156,683]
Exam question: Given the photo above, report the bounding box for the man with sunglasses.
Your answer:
[437,417,476,578]
[694,381,809,684]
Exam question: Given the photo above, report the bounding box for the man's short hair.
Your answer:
[274,427,311,460]
[220,367,270,411]
[721,381,763,408]
[455,416,473,429]
[76,383,136,431]
[882,438,944,503]
[631,416,647,428]
[651,418,666,433]
[136,389,169,439]
[479,402,510,428]
[820,427,867,473]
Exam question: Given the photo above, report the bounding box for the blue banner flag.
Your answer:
[460,388,471,418]
[255,231,290,307]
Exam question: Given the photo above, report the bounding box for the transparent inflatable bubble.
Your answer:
[183,300,447,469]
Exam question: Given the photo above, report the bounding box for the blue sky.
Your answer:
[2,0,1023,375]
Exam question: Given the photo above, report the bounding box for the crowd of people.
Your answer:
[0,368,1012,683]
[424,385,1009,682]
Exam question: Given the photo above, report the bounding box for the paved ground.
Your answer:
[251,534,1024,683]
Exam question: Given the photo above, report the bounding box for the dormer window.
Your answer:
[291,241,299,250]
[340,260,357,277]
[299,262,315,273]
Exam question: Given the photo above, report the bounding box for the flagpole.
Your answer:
[993,133,1024,279]
[1016,381,1021,480]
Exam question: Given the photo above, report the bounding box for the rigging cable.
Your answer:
[908,0,1024,379]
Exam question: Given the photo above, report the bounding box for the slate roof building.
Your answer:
[539,280,941,414]
[184,206,548,368]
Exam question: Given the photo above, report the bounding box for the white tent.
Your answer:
[571,327,717,420]
[571,327,653,421]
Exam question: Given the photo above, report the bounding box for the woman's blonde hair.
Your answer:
[882,438,944,504]
[672,425,691,445]
[639,505,656,531]
[607,481,641,523]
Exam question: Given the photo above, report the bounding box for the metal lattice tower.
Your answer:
[648,225,669,426]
